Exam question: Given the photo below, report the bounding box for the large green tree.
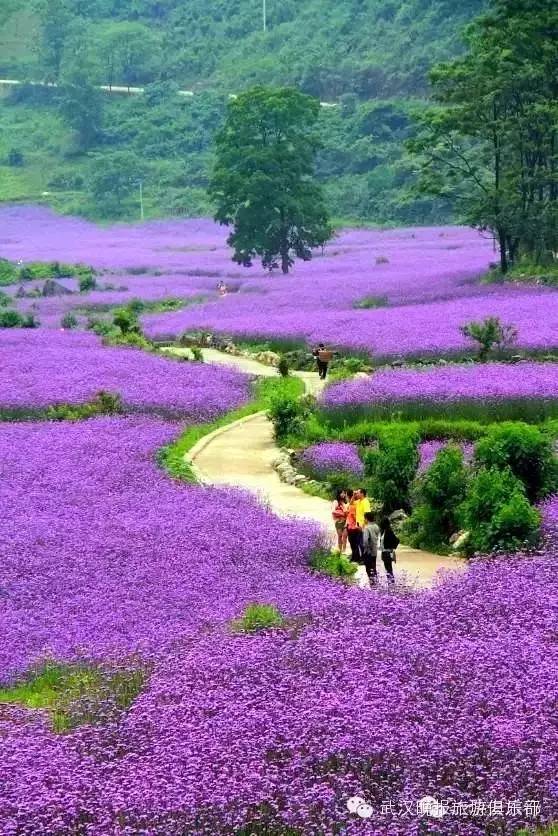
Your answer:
[410,0,558,273]
[209,86,333,274]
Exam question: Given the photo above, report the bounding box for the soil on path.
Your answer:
[168,347,467,589]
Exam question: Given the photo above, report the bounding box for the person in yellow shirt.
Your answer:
[355,488,371,529]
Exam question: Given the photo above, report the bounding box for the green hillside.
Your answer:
[0,0,486,223]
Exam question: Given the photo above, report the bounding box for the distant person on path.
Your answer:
[362,511,381,582]
[332,490,349,553]
[346,489,363,564]
[217,280,228,296]
[380,517,399,584]
[313,343,333,380]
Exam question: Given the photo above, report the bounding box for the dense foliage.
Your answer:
[411,0,558,272]
[0,0,488,222]
[210,87,332,273]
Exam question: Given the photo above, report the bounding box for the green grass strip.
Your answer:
[159,375,305,483]
[0,660,146,734]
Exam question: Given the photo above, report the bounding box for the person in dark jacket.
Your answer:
[312,343,332,380]
[380,517,399,584]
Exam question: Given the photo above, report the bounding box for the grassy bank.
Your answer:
[159,375,305,482]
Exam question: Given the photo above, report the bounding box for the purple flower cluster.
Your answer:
[299,442,364,480]
[418,440,474,473]
[322,362,558,412]
[0,329,250,418]
[0,419,557,834]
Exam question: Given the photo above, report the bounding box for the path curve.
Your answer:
[173,347,467,589]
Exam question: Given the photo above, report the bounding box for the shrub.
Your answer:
[23,314,38,329]
[94,391,123,415]
[44,391,123,421]
[278,356,290,377]
[0,291,11,307]
[87,316,113,336]
[353,295,389,309]
[192,347,203,362]
[460,316,517,361]
[0,259,18,286]
[0,309,36,328]
[405,446,469,549]
[18,266,35,282]
[0,310,23,328]
[105,331,152,350]
[269,394,311,443]
[7,148,24,167]
[231,603,285,633]
[474,422,558,502]
[311,549,358,580]
[418,418,486,442]
[79,274,97,293]
[61,312,79,330]
[460,467,540,554]
[113,307,141,335]
[364,426,419,512]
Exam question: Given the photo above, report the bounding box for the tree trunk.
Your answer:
[498,230,508,274]
[280,229,290,274]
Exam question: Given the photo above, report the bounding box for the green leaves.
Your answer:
[409,0,558,272]
[209,86,333,273]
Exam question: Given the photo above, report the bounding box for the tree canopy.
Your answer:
[209,87,333,274]
[410,0,558,272]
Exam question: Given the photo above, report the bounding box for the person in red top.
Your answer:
[331,489,348,553]
[346,489,363,564]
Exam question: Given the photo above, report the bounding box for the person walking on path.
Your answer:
[313,343,333,380]
[362,511,381,583]
[380,517,399,584]
[332,490,349,554]
[346,489,363,564]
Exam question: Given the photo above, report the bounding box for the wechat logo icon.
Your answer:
[347,796,374,819]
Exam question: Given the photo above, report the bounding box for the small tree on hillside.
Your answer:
[59,66,104,152]
[209,86,333,274]
[89,152,144,216]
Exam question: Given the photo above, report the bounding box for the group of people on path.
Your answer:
[332,489,400,585]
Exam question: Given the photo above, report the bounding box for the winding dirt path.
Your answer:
[170,347,467,589]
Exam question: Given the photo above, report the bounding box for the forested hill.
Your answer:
[0,0,486,223]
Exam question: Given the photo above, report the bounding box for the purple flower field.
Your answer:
[1,417,557,833]
[322,362,558,414]
[0,418,324,679]
[299,441,364,480]
[0,329,250,417]
[143,287,558,359]
[3,207,558,358]
[2,206,558,833]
